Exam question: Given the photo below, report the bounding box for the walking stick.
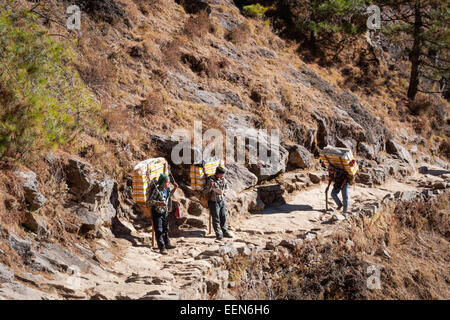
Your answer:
[209,214,212,235]
[147,179,159,249]
[325,187,329,212]
[138,203,155,248]
[150,207,155,248]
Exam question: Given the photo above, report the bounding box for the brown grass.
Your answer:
[184,10,213,38]
[161,38,185,68]
[226,23,250,45]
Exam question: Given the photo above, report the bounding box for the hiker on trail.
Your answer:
[207,166,233,241]
[148,173,178,255]
[326,165,349,213]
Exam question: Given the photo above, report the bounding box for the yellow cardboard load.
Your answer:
[190,157,225,191]
[132,157,168,203]
[320,146,359,178]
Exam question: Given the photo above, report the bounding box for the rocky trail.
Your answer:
[2,165,448,300]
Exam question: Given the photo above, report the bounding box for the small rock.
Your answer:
[432,181,446,190]
[305,233,316,241]
[421,190,434,198]
[279,239,302,250]
[185,217,206,229]
[265,241,276,250]
[23,211,49,237]
[375,248,391,259]
[237,246,251,256]
[346,240,354,249]
[218,245,237,257]
[357,173,372,185]
[206,279,220,296]
[394,191,419,202]
[308,172,322,184]
[187,201,204,216]
[330,214,345,222]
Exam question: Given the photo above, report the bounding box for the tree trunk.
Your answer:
[407,0,422,100]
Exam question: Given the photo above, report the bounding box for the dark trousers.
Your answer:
[152,211,170,249]
[331,183,349,212]
[208,200,228,238]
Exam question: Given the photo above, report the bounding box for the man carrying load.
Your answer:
[207,166,233,241]
[326,164,349,213]
[148,173,178,255]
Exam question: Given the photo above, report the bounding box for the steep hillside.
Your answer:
[0,0,449,300]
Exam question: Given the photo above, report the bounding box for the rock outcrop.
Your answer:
[15,170,47,211]
[64,158,119,233]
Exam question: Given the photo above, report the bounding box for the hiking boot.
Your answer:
[336,204,343,211]
[160,248,168,255]
[223,231,234,238]
[216,236,223,241]
[165,244,176,249]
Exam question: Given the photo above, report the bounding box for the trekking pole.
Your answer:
[150,207,155,248]
[209,214,212,235]
[202,162,214,236]
[148,179,157,249]
[325,187,329,212]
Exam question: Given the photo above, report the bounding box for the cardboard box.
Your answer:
[190,157,225,190]
[320,146,359,178]
[132,157,169,203]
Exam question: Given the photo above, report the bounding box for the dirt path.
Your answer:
[1,172,446,300]
[237,178,420,235]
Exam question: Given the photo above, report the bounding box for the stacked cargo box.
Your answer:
[190,157,225,191]
[320,146,359,179]
[132,157,169,203]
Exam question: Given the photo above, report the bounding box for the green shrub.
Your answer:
[0,4,101,160]
[242,3,268,19]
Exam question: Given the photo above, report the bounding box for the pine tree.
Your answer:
[275,0,371,46]
[377,0,449,100]
[0,3,101,160]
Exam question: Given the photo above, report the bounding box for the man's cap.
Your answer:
[215,166,226,174]
[157,173,169,187]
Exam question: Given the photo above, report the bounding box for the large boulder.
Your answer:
[386,139,415,168]
[8,233,92,274]
[287,144,312,169]
[358,142,376,160]
[14,170,47,211]
[224,162,258,200]
[256,185,285,207]
[7,234,56,273]
[64,158,119,232]
[224,113,289,181]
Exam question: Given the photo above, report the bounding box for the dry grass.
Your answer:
[226,23,250,45]
[161,38,185,68]
[184,10,213,38]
